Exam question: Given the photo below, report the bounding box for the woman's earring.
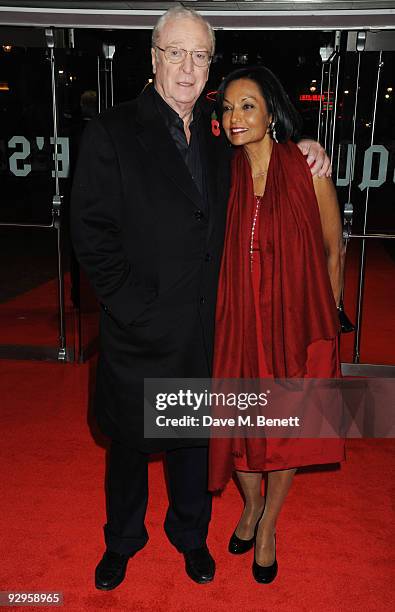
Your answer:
[270,121,278,143]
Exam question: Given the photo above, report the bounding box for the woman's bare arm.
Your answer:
[313,176,345,306]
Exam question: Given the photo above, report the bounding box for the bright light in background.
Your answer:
[310,86,316,92]
[385,94,390,99]
[2,45,12,53]
[344,90,349,94]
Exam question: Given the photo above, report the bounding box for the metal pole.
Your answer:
[353,50,383,363]
[348,233,395,240]
[324,61,332,150]
[339,46,362,308]
[330,31,342,164]
[317,62,325,141]
[110,59,114,107]
[54,198,66,361]
[0,221,54,228]
[48,36,59,197]
[46,28,67,361]
[97,55,101,114]
[102,44,116,110]
[347,52,361,207]
[104,61,108,109]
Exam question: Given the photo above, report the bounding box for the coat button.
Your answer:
[205,253,212,262]
[199,296,206,304]
[194,210,203,221]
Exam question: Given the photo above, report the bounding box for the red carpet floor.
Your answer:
[341,240,395,365]
[1,240,394,365]
[1,359,394,611]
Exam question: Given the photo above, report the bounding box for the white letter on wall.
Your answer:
[336,143,356,187]
[8,136,31,177]
[51,137,70,178]
[359,145,388,191]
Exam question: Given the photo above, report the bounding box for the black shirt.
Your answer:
[153,87,208,206]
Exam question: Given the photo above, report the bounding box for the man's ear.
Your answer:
[151,47,157,74]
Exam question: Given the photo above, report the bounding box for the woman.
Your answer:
[209,67,345,584]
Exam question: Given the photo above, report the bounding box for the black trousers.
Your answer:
[104,441,212,555]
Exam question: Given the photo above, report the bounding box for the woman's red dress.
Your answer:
[209,145,345,490]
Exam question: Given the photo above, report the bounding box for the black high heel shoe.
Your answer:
[252,534,278,584]
[228,509,264,555]
[228,531,255,554]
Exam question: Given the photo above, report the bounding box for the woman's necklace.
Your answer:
[250,162,268,262]
[250,195,263,264]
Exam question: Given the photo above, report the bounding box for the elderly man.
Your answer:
[71,6,329,589]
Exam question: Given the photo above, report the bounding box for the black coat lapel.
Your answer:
[198,111,218,241]
[135,86,203,210]
[198,105,232,245]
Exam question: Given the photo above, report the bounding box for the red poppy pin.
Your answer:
[211,110,220,137]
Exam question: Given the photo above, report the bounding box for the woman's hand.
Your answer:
[297,139,332,178]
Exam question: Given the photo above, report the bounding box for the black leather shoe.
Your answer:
[252,535,278,584]
[228,531,255,554]
[183,546,215,584]
[95,550,130,591]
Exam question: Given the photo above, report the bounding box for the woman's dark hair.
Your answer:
[216,66,302,144]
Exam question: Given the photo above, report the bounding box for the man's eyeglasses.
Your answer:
[155,46,212,67]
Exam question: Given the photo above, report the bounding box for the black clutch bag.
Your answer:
[338,300,355,334]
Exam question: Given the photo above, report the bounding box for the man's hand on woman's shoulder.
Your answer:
[297,139,332,178]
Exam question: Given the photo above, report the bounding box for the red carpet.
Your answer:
[0,240,394,365]
[0,274,98,352]
[341,240,395,365]
[1,359,394,611]
[0,275,75,347]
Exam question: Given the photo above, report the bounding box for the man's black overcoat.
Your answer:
[71,85,230,452]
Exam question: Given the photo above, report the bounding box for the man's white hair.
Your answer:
[152,5,215,55]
